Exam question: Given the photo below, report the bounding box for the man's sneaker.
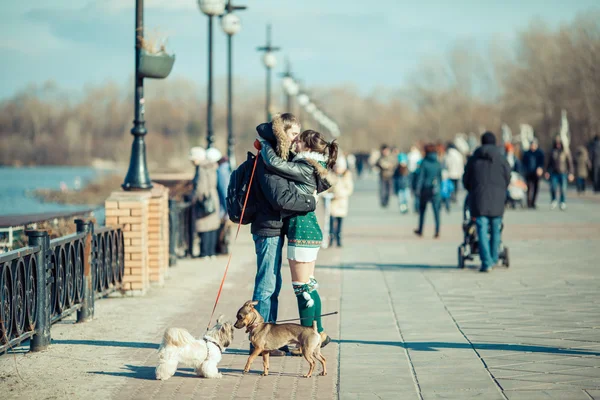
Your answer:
[320,332,331,348]
[480,266,491,273]
[560,202,567,211]
[551,201,558,210]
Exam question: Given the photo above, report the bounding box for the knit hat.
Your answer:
[189,147,206,163]
[206,148,222,163]
[481,131,496,145]
[335,155,348,173]
[398,153,408,164]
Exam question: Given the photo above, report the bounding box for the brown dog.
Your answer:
[234,300,326,378]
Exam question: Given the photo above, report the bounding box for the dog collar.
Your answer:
[246,323,259,334]
[203,335,223,354]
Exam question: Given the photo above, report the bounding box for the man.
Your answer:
[463,132,511,273]
[521,139,545,208]
[544,135,574,210]
[407,145,423,211]
[251,113,317,356]
[375,145,397,208]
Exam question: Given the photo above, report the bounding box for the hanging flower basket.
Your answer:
[138,49,175,79]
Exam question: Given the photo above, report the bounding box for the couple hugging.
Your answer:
[250,112,338,356]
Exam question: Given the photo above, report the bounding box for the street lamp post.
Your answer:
[257,25,280,121]
[123,0,152,190]
[198,0,226,149]
[221,1,245,167]
[297,91,309,128]
[281,57,299,113]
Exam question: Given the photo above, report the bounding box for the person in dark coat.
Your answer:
[544,136,574,210]
[521,139,545,208]
[376,145,397,208]
[414,144,443,238]
[463,132,511,272]
[591,135,600,193]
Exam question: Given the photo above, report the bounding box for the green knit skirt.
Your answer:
[286,211,323,262]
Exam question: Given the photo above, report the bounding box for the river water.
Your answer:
[0,166,110,218]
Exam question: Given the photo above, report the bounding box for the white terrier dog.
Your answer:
[155,315,234,380]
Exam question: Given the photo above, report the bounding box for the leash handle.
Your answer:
[206,153,260,331]
[275,311,339,324]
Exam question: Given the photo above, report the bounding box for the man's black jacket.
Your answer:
[463,144,511,218]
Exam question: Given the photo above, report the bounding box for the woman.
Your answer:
[575,145,590,194]
[444,143,464,203]
[259,130,337,348]
[329,155,354,247]
[191,147,221,259]
[504,143,522,174]
[394,153,411,214]
[414,143,443,238]
[545,136,574,210]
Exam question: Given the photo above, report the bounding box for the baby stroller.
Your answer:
[458,195,509,269]
[506,171,527,209]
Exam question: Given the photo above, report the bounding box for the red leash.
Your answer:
[206,152,260,331]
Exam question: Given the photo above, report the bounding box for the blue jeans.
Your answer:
[252,234,284,323]
[397,188,411,211]
[475,216,502,270]
[576,177,586,193]
[550,173,568,203]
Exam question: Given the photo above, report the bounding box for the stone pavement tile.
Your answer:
[421,390,505,399]
[569,379,600,389]
[339,392,415,400]
[496,373,600,386]
[490,363,584,375]
[546,357,600,367]
[496,380,562,391]
[504,390,591,399]
[586,389,600,399]
[483,354,580,366]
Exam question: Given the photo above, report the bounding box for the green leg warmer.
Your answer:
[311,289,323,333]
[296,293,315,328]
[293,277,323,331]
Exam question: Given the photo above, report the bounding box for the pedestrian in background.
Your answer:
[591,135,600,193]
[505,143,522,174]
[394,153,411,214]
[407,145,423,177]
[376,144,397,208]
[408,145,423,212]
[463,132,510,273]
[190,147,221,260]
[440,170,454,213]
[575,145,591,194]
[329,156,354,247]
[545,135,574,210]
[444,142,464,203]
[414,143,443,239]
[216,156,232,255]
[521,139,544,208]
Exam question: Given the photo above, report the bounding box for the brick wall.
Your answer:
[105,191,151,295]
[148,184,169,285]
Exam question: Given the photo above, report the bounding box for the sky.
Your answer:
[0,0,597,99]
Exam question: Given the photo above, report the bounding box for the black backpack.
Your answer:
[226,152,259,225]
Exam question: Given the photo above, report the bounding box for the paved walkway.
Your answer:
[1,178,599,400]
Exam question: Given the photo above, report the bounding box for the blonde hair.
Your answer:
[280,113,301,133]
